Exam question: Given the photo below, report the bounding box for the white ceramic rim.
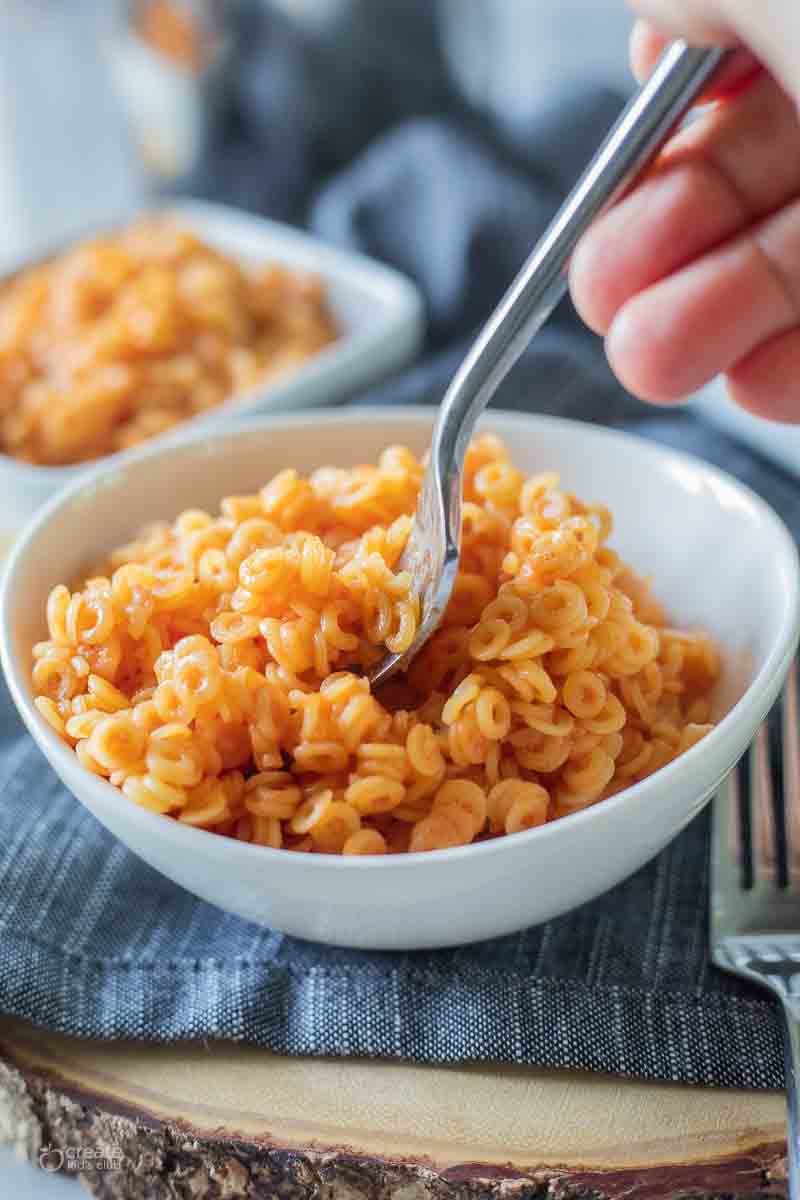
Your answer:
[3,406,798,872]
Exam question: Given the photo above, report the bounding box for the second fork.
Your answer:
[712,659,800,1195]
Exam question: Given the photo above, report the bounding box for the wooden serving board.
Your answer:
[0,1015,789,1199]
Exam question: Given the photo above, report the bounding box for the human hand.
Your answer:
[569,1,800,420]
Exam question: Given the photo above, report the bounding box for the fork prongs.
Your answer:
[738,657,799,890]
[782,657,800,879]
[750,718,780,885]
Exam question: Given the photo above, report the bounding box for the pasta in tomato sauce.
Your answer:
[32,434,719,854]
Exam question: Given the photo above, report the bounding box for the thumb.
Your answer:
[628,0,800,104]
[630,19,758,98]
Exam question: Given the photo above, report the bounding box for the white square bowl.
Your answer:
[0,199,424,540]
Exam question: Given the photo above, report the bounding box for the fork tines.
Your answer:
[733,658,800,890]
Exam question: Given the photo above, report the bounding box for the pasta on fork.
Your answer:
[32,434,719,854]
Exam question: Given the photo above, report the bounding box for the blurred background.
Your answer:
[0,0,670,478]
[11,3,800,525]
[0,0,634,294]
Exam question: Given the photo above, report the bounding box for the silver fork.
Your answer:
[367,40,729,687]
[712,658,800,1194]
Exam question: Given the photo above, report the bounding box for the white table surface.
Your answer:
[0,0,146,273]
[0,1150,75,1195]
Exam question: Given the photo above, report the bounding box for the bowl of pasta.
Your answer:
[1,408,798,949]
[0,201,423,540]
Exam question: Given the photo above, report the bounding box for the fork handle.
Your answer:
[782,1000,800,1196]
[428,41,728,511]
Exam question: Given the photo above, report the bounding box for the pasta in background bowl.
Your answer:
[0,215,338,466]
[2,409,798,948]
[0,201,423,539]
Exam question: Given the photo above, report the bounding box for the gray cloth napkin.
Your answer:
[0,5,793,1086]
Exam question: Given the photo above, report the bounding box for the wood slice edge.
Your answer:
[0,1040,788,1200]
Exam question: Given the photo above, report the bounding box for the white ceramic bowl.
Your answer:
[0,200,424,539]
[2,409,798,950]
